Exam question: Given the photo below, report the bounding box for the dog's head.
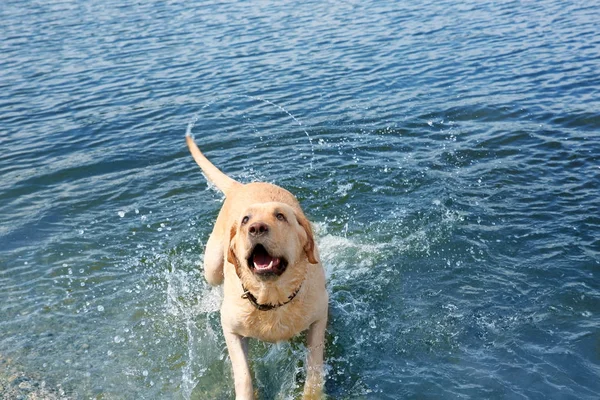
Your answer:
[227,202,317,283]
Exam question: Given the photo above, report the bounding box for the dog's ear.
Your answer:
[227,224,238,265]
[296,212,318,264]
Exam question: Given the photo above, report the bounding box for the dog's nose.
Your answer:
[248,222,269,237]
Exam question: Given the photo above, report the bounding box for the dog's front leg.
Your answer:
[203,233,224,285]
[303,317,327,400]
[224,330,254,400]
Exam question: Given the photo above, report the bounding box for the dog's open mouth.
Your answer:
[248,244,288,276]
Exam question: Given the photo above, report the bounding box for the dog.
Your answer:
[186,135,328,399]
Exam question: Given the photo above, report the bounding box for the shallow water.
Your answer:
[1,0,599,399]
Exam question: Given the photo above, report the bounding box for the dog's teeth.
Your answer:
[253,260,274,270]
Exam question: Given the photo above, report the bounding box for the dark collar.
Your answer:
[241,284,302,311]
[231,252,303,311]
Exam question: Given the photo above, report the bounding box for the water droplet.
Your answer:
[142,370,148,377]
[97,305,105,312]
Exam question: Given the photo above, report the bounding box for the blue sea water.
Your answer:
[1,0,599,399]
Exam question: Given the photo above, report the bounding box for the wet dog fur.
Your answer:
[186,136,328,400]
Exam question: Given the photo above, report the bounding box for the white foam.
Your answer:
[335,183,354,197]
[317,230,391,288]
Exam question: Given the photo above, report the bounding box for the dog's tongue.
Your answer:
[253,249,281,272]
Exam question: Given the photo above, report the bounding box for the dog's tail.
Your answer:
[186,135,239,195]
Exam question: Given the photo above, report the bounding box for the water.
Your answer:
[1,0,599,398]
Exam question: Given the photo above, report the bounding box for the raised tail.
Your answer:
[186,135,239,194]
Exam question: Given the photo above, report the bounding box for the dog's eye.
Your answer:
[276,213,286,222]
[241,216,249,225]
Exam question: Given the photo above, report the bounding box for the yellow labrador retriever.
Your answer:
[186,136,328,400]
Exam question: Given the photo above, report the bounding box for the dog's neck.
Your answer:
[241,283,302,311]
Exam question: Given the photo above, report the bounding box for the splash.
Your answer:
[185,94,315,169]
[163,257,222,399]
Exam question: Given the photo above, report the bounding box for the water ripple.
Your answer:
[1,0,600,398]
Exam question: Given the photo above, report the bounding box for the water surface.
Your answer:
[1,0,599,399]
